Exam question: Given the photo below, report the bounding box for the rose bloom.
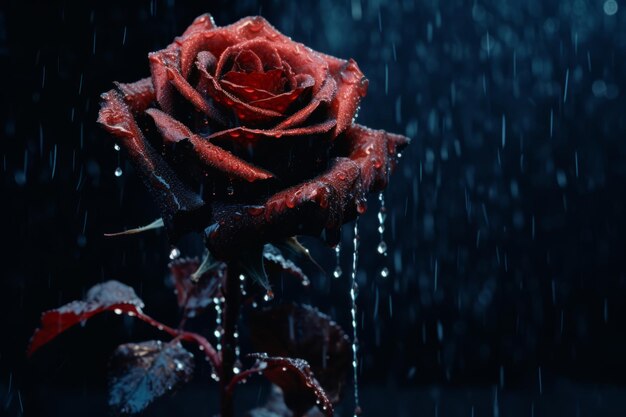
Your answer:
[98,14,408,259]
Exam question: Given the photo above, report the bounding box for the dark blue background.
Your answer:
[2,0,626,416]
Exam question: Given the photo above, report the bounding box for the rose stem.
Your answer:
[220,261,241,417]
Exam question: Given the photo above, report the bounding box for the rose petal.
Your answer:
[181,13,216,37]
[344,123,410,192]
[164,65,228,126]
[203,121,410,258]
[248,74,314,113]
[274,76,337,130]
[97,90,205,238]
[197,62,284,126]
[177,30,240,78]
[194,51,218,96]
[215,39,283,77]
[196,50,218,73]
[328,59,369,137]
[231,49,264,73]
[219,80,274,103]
[148,47,180,114]
[204,157,361,259]
[145,108,273,182]
[221,69,286,98]
[114,78,155,113]
[207,119,336,146]
[229,17,330,95]
[282,60,298,90]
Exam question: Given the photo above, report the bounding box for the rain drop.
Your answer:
[377,241,388,255]
[333,244,342,278]
[114,167,123,177]
[604,0,618,15]
[169,247,181,260]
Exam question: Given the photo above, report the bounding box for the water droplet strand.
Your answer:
[377,192,389,278]
[350,220,361,416]
[333,243,342,278]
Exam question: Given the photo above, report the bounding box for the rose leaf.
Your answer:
[169,256,225,318]
[247,353,333,417]
[262,244,309,286]
[28,280,145,356]
[108,340,194,414]
[249,304,351,404]
[247,385,326,417]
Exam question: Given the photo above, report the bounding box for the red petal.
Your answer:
[196,50,218,73]
[177,30,240,78]
[197,62,284,125]
[274,76,337,130]
[181,13,216,37]
[205,157,361,259]
[328,59,369,137]
[344,123,410,192]
[219,79,275,102]
[114,77,155,112]
[231,49,263,73]
[215,39,282,77]
[227,17,330,95]
[203,123,410,258]
[148,47,180,114]
[249,74,314,113]
[164,65,227,126]
[145,108,273,182]
[221,68,286,97]
[97,90,205,237]
[206,119,336,145]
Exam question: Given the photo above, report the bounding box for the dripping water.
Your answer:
[350,220,361,416]
[114,144,122,177]
[377,192,388,278]
[333,243,342,278]
[212,295,224,381]
[168,247,180,260]
[213,296,223,349]
[233,274,246,374]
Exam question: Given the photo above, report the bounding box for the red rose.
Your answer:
[98,14,408,259]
